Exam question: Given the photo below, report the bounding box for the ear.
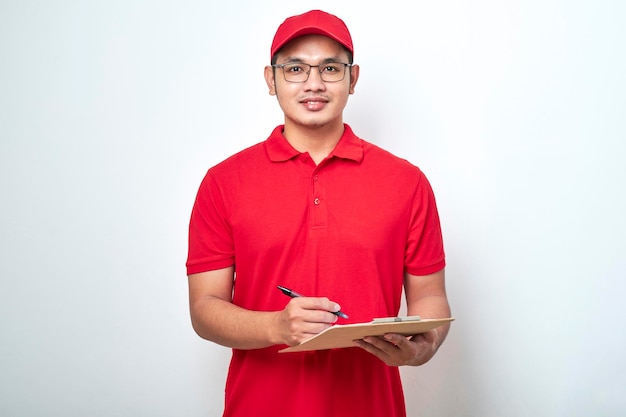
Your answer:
[264,66,277,96]
[348,64,360,95]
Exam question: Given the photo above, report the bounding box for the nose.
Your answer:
[303,66,326,91]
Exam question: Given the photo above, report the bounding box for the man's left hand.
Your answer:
[354,329,439,366]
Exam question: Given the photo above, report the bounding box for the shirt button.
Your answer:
[314,198,320,205]
[313,175,319,181]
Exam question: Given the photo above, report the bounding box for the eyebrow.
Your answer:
[280,56,346,64]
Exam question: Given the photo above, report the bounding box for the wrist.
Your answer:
[407,329,439,366]
[266,311,285,346]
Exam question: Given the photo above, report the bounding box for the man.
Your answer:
[186,9,451,417]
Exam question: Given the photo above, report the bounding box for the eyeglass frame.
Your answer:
[271,62,353,83]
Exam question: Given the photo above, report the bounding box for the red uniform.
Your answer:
[187,124,445,417]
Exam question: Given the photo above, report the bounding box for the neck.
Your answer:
[283,121,345,164]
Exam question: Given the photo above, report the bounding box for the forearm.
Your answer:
[190,295,281,350]
[407,294,451,352]
[188,269,346,350]
[402,270,452,365]
[188,268,283,350]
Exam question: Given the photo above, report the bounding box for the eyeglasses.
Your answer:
[272,62,352,83]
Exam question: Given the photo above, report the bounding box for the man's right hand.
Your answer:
[273,296,342,346]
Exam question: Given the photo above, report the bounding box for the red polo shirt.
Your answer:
[187,124,445,417]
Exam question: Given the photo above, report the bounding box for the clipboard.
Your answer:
[279,316,454,353]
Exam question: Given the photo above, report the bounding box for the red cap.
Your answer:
[270,10,353,60]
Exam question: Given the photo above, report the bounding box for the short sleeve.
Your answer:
[186,170,235,275]
[404,172,446,276]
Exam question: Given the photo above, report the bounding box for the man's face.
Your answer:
[265,34,359,131]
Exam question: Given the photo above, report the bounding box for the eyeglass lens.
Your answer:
[280,63,348,82]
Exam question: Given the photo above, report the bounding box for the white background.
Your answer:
[1,1,624,416]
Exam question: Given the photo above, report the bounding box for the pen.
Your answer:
[277,285,349,319]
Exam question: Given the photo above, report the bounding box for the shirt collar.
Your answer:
[265,124,364,163]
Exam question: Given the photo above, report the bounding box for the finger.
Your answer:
[409,329,437,347]
[355,337,404,366]
[353,338,387,356]
[306,310,338,324]
[363,336,398,353]
[383,333,407,347]
[296,297,343,318]
[286,299,338,324]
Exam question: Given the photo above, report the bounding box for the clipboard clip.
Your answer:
[372,315,421,323]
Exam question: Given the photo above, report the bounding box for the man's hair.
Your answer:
[271,47,354,66]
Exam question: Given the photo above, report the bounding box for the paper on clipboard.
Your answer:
[279,317,454,353]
